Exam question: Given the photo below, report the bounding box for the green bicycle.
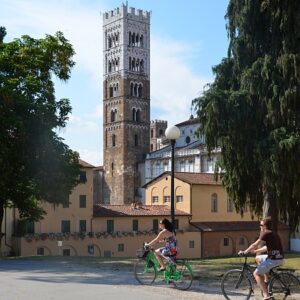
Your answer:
[134,244,194,290]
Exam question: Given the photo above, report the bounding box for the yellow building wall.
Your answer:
[145,174,191,214]
[191,185,254,222]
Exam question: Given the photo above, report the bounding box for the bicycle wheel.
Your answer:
[134,258,157,285]
[172,260,193,290]
[269,272,300,300]
[221,269,252,300]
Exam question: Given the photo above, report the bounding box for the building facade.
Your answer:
[103,4,151,204]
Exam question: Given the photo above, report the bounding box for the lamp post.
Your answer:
[165,125,180,230]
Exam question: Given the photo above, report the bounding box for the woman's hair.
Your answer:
[161,218,173,232]
[261,217,273,230]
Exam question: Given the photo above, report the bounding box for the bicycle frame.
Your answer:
[144,249,193,284]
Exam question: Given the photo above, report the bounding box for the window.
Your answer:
[79,171,87,183]
[134,134,138,146]
[227,197,233,212]
[176,195,183,203]
[107,220,114,233]
[132,219,139,231]
[152,196,158,203]
[150,129,153,138]
[239,237,245,246]
[26,221,35,234]
[174,219,179,230]
[112,134,116,147]
[79,220,86,232]
[163,196,170,203]
[189,240,195,248]
[63,249,71,256]
[153,219,159,232]
[79,195,86,208]
[61,220,70,233]
[224,238,229,246]
[37,247,44,255]
[211,193,218,212]
[185,136,191,144]
[118,243,124,252]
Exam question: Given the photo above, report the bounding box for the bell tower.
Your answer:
[102,4,150,204]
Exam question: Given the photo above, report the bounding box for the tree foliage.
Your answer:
[0,27,81,227]
[193,0,300,231]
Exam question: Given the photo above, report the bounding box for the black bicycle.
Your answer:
[221,254,300,299]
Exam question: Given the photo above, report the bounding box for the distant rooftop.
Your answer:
[79,159,95,168]
[93,204,190,217]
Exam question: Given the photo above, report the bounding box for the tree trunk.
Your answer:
[263,189,278,232]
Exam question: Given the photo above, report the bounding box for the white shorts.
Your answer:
[255,255,283,275]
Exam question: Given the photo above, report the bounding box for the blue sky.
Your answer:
[1,0,229,166]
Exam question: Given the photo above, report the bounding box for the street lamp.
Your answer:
[165,125,180,230]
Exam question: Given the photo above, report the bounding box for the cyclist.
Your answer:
[238,217,284,300]
[145,218,178,271]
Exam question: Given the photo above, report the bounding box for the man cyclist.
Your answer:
[238,217,284,300]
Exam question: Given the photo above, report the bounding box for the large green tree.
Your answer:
[0,28,81,236]
[193,0,300,231]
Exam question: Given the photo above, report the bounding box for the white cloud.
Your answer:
[151,36,212,125]
[78,149,102,167]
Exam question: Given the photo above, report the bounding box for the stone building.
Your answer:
[150,120,168,151]
[102,4,151,205]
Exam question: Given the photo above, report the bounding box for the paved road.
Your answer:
[0,258,264,300]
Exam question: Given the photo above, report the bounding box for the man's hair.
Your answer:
[261,217,272,230]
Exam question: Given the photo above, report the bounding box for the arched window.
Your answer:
[133,83,138,96]
[136,109,140,122]
[138,84,142,98]
[111,162,114,175]
[136,34,139,46]
[132,108,136,121]
[132,58,135,71]
[108,36,112,48]
[159,129,163,136]
[151,129,154,138]
[130,82,134,96]
[111,110,115,122]
[129,57,132,70]
[129,32,131,46]
[112,134,116,147]
[211,193,218,212]
[140,60,144,72]
[108,61,112,73]
[140,35,144,47]
[134,134,138,146]
[132,33,135,46]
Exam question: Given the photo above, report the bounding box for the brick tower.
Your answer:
[102,4,150,204]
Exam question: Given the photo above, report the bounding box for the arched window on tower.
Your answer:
[132,58,135,71]
[108,36,112,48]
[140,60,144,72]
[109,85,113,98]
[111,162,114,176]
[132,108,136,121]
[111,110,116,122]
[129,57,132,70]
[138,84,143,98]
[134,134,138,146]
[129,32,131,46]
[112,134,116,147]
[151,129,153,138]
[132,33,135,46]
[108,60,112,73]
[130,82,134,96]
[136,34,139,46]
[136,109,140,122]
[140,35,144,47]
[133,84,138,96]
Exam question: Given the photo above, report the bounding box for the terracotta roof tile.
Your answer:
[93,204,190,217]
[190,221,289,232]
[79,159,95,168]
[174,172,221,185]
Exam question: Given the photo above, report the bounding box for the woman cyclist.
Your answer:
[145,218,178,271]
